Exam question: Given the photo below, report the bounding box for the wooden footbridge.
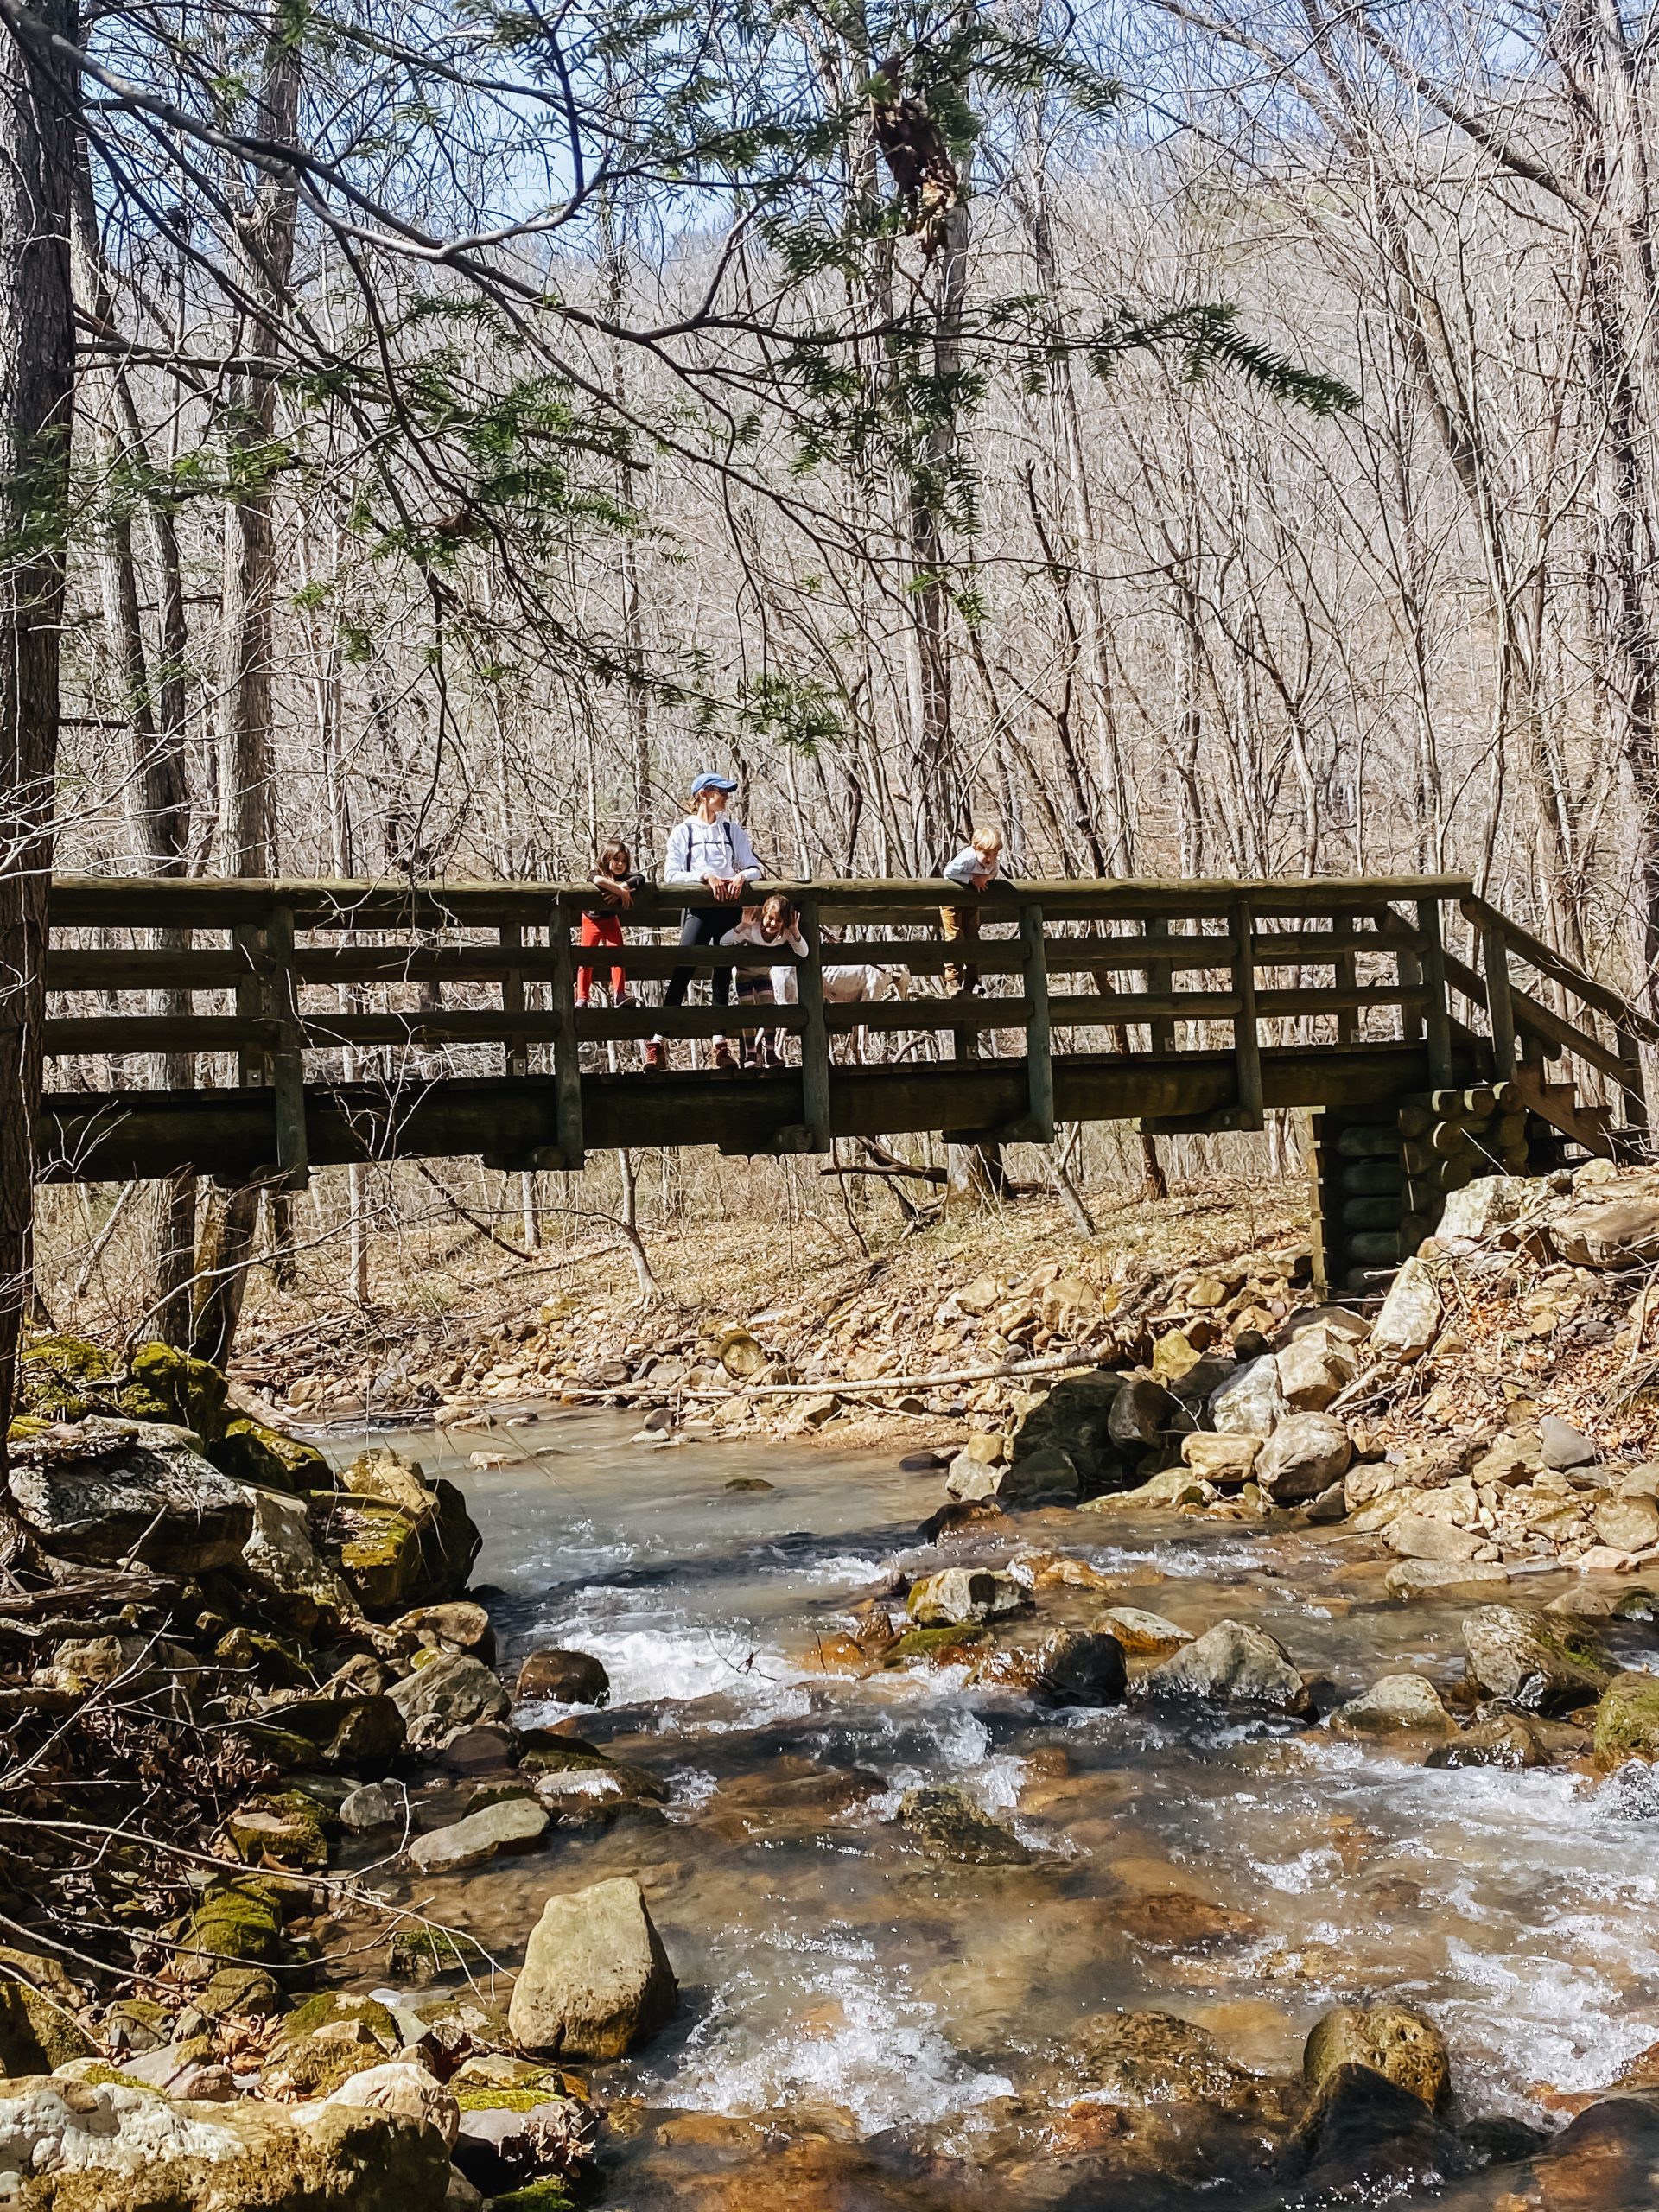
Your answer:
[37,874,1655,1281]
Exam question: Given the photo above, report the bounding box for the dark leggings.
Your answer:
[664,907,731,1010]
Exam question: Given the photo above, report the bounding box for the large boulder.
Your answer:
[1255,1414,1351,1504]
[1007,1374,1128,1491]
[0,2075,451,2209]
[5,1421,253,1573]
[1275,1332,1356,1412]
[245,1692,405,1777]
[1461,1605,1611,1713]
[507,1877,677,2059]
[1012,1628,1126,1707]
[1181,1433,1260,1486]
[1077,2008,1266,2113]
[948,1446,1078,1505]
[1108,1377,1179,1451]
[387,1651,509,1753]
[1134,1619,1311,1716]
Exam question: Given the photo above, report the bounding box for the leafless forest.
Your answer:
[12,0,1659,1350]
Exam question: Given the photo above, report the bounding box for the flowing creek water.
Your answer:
[324,1410,1659,2209]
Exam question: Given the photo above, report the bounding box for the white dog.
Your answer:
[770,961,908,1059]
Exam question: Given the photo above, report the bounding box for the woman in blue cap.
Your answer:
[647,772,763,1071]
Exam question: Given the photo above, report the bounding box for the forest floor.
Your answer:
[236,1172,1312,1454]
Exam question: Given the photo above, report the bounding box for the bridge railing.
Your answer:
[41,872,1475,1180]
[41,869,1649,1180]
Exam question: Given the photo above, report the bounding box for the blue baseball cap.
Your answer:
[690,772,738,796]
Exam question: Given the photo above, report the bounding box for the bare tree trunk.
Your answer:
[0,0,75,1465]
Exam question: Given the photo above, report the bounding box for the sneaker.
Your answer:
[643,1039,667,1072]
[575,995,590,1010]
[712,1039,738,1073]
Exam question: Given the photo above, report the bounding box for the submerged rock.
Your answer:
[1133,1619,1312,1717]
[408,1796,549,1874]
[1426,1714,1551,1770]
[1077,2008,1268,2112]
[983,1628,1126,1707]
[894,1785,1031,1865]
[1592,1670,1659,1766]
[1294,2062,1473,2198]
[507,1877,677,2060]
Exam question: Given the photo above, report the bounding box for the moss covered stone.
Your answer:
[223,1790,333,1872]
[217,1414,328,1494]
[0,1980,94,2075]
[1594,1670,1659,1767]
[178,1876,289,1979]
[880,1624,989,1668]
[486,2185,577,2212]
[198,1966,283,2018]
[264,1993,402,2098]
[14,1333,121,1421]
[118,1341,228,1439]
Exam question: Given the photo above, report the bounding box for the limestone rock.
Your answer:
[1208,1355,1285,1440]
[1134,1619,1311,1716]
[1382,1513,1484,1563]
[1078,1466,1205,1513]
[246,1691,405,1777]
[1275,1333,1356,1413]
[1426,1714,1553,1770]
[1593,1672,1659,1767]
[895,1785,1030,1865]
[1303,2003,1450,2111]
[333,1447,481,1608]
[1181,1433,1259,1485]
[514,1649,610,1707]
[263,1993,403,2099]
[1434,1175,1537,1247]
[1369,1257,1441,1365]
[310,2061,459,2152]
[388,1652,510,1753]
[1326,1675,1458,1739]
[506,1877,677,2059]
[1256,1414,1351,1505]
[1101,1606,1192,1657]
[1549,1194,1659,1268]
[5,1422,253,1573]
[1383,1559,1510,1600]
[1594,1495,1659,1554]
[1077,2009,1265,2112]
[1040,1275,1097,1334]
[393,1601,497,1664]
[409,1796,549,1873]
[238,1488,354,1627]
[1461,1605,1611,1713]
[905,1566,1030,1627]
[1540,1416,1597,1471]
[0,2076,450,2208]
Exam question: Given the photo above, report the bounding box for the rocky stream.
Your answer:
[13,1162,1659,2205]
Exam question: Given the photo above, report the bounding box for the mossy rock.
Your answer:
[0,1944,80,2008]
[386,1925,492,1985]
[515,1735,612,1774]
[215,1624,315,1688]
[178,1876,289,1977]
[487,2185,578,2212]
[14,1333,121,1421]
[244,1694,404,1777]
[0,1979,94,2075]
[334,1502,424,1612]
[1594,1671,1659,1767]
[118,1341,230,1440]
[223,1790,333,1873]
[216,1414,328,1494]
[4,1415,49,1446]
[454,2079,568,2113]
[103,1995,173,2050]
[880,1624,989,1668]
[264,1992,401,2098]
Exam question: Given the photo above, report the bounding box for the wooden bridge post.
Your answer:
[550,900,585,1170]
[500,922,529,1080]
[1479,920,1517,1086]
[1416,896,1455,1092]
[1230,895,1264,1127]
[232,922,265,1094]
[1331,912,1358,1046]
[1616,1027,1650,1142]
[263,903,308,1189]
[1020,900,1054,1142]
[798,893,831,1152]
[1145,912,1176,1052]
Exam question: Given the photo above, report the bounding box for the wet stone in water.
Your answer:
[894,1785,1032,1865]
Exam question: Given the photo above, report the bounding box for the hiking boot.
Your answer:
[643,1039,667,1072]
[712,1039,739,1073]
